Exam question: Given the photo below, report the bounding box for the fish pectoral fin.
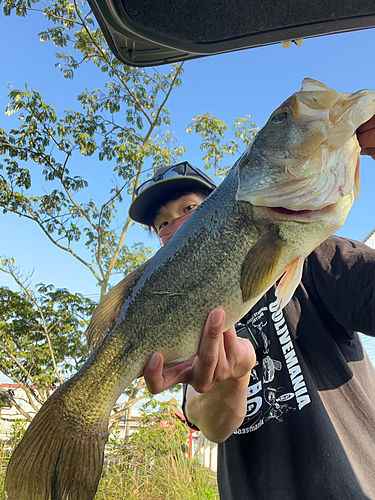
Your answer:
[241,226,286,303]
[86,260,150,354]
[275,255,306,310]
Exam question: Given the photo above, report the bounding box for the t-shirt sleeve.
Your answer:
[181,384,200,430]
[306,236,375,338]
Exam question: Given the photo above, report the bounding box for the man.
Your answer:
[128,117,375,499]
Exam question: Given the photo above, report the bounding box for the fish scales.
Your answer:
[124,173,258,360]
[5,78,375,500]
[64,172,261,427]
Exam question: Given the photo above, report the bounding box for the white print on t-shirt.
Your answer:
[263,355,282,383]
[244,313,283,384]
[269,299,311,411]
[252,320,270,353]
[264,387,296,422]
[234,296,311,436]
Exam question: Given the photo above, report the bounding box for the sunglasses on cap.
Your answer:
[134,162,216,196]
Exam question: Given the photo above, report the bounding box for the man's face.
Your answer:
[153,193,204,236]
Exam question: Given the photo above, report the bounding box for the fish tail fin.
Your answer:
[5,391,109,500]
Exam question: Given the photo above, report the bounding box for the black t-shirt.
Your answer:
[183,236,375,499]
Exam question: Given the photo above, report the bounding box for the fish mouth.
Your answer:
[266,203,338,222]
[269,207,317,216]
[263,155,360,222]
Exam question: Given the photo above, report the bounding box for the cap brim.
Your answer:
[129,176,215,225]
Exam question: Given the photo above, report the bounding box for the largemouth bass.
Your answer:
[5,78,375,500]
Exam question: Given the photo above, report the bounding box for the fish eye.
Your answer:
[271,111,288,123]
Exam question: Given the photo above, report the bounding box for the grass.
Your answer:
[0,405,219,499]
[96,403,219,500]
[96,452,218,500]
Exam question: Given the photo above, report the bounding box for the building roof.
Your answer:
[364,228,375,249]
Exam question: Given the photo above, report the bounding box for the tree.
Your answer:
[0,0,187,426]
[0,258,151,426]
[0,0,258,429]
[0,257,95,417]
[0,0,258,295]
[187,112,258,178]
[1,0,186,300]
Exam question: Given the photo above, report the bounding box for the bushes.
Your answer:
[96,400,219,499]
[0,401,219,499]
[97,447,218,500]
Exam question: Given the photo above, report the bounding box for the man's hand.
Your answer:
[143,308,256,395]
[357,115,375,160]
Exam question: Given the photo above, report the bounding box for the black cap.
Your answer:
[128,162,216,225]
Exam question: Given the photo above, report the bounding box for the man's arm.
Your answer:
[184,372,251,443]
[143,308,256,443]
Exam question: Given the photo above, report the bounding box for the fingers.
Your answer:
[222,325,239,364]
[357,116,375,160]
[360,147,375,160]
[357,115,375,134]
[143,352,164,394]
[223,325,254,365]
[187,308,226,392]
[144,308,257,396]
[186,309,256,393]
[143,352,194,394]
[358,129,375,150]
[223,327,257,387]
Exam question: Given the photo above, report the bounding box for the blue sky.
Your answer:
[1,11,375,362]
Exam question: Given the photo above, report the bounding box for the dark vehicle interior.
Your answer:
[87,0,375,67]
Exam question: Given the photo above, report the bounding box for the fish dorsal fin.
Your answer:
[275,255,306,310]
[241,226,286,303]
[86,261,150,354]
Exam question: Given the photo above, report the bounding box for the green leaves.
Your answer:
[187,111,258,178]
[0,0,188,301]
[0,0,258,306]
[1,0,37,17]
[128,399,188,457]
[0,259,95,398]
[233,115,259,148]
[0,60,186,297]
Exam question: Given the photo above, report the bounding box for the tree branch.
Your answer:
[0,343,44,405]
[1,267,64,385]
[58,156,97,231]
[97,66,183,297]
[0,385,33,422]
[72,0,153,126]
[108,394,146,429]
[20,386,42,413]
[1,201,102,283]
